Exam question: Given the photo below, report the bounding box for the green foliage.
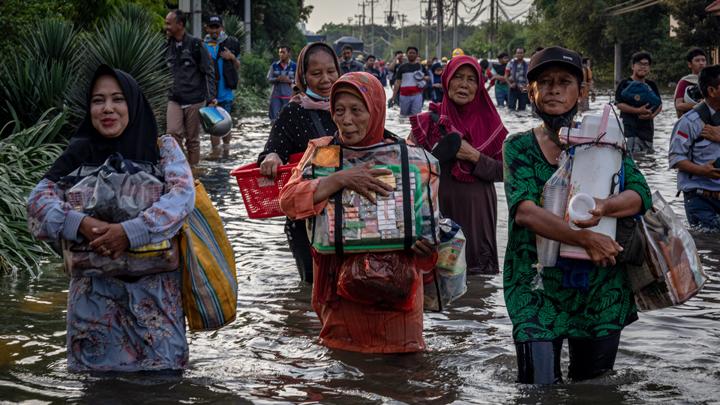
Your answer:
[0,1,167,64]
[527,0,690,85]
[222,13,245,42]
[663,0,720,50]
[240,53,271,92]
[113,2,164,31]
[0,110,66,274]
[461,20,531,58]
[0,19,79,138]
[233,85,269,115]
[208,0,307,55]
[0,0,75,65]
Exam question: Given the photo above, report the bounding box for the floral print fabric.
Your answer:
[502,131,652,342]
[27,135,194,371]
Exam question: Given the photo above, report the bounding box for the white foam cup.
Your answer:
[568,193,596,222]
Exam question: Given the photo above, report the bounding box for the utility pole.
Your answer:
[436,0,443,59]
[387,0,394,26]
[488,0,493,45]
[452,0,459,49]
[399,13,407,41]
[422,0,432,60]
[368,0,378,55]
[244,0,251,53]
[358,2,366,40]
[179,0,202,38]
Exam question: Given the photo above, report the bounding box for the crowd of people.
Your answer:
[23,7,720,387]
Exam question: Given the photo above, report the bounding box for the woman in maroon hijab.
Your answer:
[410,55,508,274]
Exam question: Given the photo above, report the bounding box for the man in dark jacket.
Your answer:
[165,9,216,169]
[204,15,241,159]
[339,45,364,74]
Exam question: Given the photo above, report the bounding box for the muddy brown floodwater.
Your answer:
[0,93,718,404]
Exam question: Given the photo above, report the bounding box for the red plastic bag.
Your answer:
[337,253,420,311]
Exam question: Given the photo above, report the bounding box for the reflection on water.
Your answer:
[0,94,717,403]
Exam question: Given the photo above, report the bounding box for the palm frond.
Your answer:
[222,14,246,44]
[0,110,66,274]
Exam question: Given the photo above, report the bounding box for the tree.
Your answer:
[207,0,308,56]
[665,0,720,50]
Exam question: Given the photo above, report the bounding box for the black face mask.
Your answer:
[532,102,578,147]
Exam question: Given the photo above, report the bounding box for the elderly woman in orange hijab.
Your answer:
[279,72,436,353]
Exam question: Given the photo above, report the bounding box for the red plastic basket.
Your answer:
[230,153,303,219]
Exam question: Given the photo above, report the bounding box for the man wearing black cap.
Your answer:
[503,46,650,385]
[204,15,241,159]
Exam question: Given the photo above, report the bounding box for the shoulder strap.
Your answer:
[693,102,712,125]
[333,146,344,257]
[682,102,711,184]
[383,129,400,141]
[430,112,448,137]
[308,110,326,138]
[398,139,413,251]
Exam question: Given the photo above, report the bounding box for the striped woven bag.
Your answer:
[180,180,238,331]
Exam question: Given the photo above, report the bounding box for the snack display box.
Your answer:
[304,142,440,254]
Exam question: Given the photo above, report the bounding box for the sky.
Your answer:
[304,0,532,33]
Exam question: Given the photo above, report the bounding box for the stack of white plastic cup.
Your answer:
[536,184,569,267]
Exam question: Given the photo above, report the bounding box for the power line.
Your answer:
[605,0,642,12]
[607,0,660,16]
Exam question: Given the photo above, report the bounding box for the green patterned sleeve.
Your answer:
[622,155,652,214]
[503,132,543,218]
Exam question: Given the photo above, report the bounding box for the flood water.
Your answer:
[1,93,718,404]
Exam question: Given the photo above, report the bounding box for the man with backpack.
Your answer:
[669,64,720,230]
[165,9,216,170]
[204,15,241,159]
[615,51,662,154]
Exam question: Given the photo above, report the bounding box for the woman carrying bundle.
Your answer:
[502,47,651,384]
[26,65,195,372]
[279,72,436,353]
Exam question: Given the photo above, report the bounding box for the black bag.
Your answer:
[220,37,241,89]
[615,216,646,266]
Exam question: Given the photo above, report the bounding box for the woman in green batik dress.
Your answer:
[502,46,652,384]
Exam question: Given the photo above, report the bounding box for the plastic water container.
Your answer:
[536,184,569,267]
[559,105,623,260]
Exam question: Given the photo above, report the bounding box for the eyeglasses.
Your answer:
[634,61,650,67]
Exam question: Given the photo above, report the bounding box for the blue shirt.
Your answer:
[204,41,234,103]
[668,105,720,192]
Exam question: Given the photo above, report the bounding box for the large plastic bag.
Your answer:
[61,153,177,277]
[337,252,420,311]
[424,218,467,311]
[304,139,440,254]
[62,238,179,278]
[65,153,164,222]
[627,192,707,311]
